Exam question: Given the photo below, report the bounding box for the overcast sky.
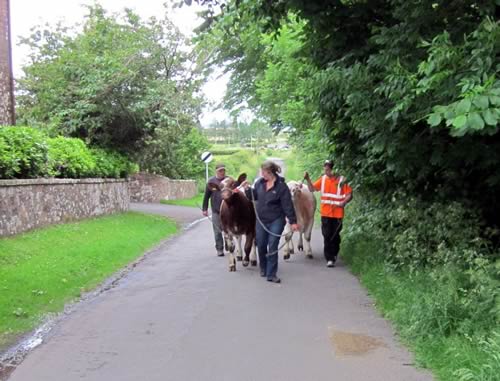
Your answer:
[10,0,230,127]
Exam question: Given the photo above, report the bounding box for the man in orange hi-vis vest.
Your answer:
[304,160,353,267]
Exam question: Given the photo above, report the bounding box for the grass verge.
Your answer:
[341,230,500,380]
[0,212,176,351]
[160,193,204,208]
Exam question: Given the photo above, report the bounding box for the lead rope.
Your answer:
[246,185,294,257]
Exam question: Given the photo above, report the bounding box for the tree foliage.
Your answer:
[195,0,500,228]
[17,4,208,178]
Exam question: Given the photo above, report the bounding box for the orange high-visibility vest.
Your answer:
[313,175,352,218]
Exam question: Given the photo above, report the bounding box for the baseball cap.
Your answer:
[324,160,333,168]
[215,163,226,171]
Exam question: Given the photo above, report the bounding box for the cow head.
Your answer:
[220,173,246,201]
[287,180,304,198]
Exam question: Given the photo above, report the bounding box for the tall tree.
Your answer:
[195,0,500,228]
[0,0,15,125]
[17,4,208,178]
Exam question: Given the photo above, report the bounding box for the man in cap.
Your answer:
[202,163,228,256]
[304,160,353,267]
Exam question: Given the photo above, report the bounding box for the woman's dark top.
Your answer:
[247,176,297,225]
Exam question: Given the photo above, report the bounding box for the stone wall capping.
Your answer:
[0,178,128,187]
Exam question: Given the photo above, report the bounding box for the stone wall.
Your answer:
[0,179,129,237]
[129,173,197,203]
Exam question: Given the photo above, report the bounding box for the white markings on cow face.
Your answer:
[221,177,237,201]
[288,181,303,198]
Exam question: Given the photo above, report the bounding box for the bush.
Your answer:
[0,126,137,179]
[210,148,241,155]
[91,148,138,178]
[48,137,96,178]
[341,195,500,380]
[0,126,51,179]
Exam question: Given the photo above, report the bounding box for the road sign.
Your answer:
[200,151,213,183]
[201,151,213,163]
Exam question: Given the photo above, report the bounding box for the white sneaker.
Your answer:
[327,261,334,268]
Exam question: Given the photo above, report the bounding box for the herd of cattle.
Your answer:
[210,175,316,272]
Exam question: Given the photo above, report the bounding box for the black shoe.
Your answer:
[267,276,281,283]
[260,269,266,277]
[217,251,224,257]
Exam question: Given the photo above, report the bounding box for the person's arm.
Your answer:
[304,172,322,193]
[340,184,353,207]
[202,183,212,216]
[303,172,315,192]
[342,191,352,207]
[243,180,258,201]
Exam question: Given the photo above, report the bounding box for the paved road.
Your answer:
[8,204,432,381]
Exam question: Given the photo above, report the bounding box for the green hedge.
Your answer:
[0,126,137,179]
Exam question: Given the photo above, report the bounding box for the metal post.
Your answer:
[205,162,209,184]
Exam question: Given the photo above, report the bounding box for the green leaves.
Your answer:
[0,126,137,179]
[483,109,498,126]
[429,87,499,136]
[473,95,489,110]
[17,4,204,177]
[452,115,467,129]
[456,99,472,114]
[427,113,442,127]
[468,112,485,131]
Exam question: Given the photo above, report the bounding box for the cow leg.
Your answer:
[224,233,236,271]
[236,235,243,262]
[224,233,235,253]
[236,235,248,267]
[304,223,314,259]
[241,234,251,267]
[250,238,257,266]
[283,224,293,260]
[228,252,237,272]
[298,232,304,252]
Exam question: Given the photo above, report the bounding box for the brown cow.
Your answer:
[211,175,257,272]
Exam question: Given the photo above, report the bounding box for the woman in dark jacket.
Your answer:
[245,161,299,283]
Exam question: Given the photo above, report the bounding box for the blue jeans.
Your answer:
[256,217,285,279]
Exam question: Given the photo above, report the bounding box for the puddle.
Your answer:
[328,328,386,357]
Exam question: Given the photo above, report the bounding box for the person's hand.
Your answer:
[303,172,310,181]
[240,180,250,189]
[202,210,208,217]
[290,223,300,232]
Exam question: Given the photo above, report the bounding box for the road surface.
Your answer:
[7,204,432,381]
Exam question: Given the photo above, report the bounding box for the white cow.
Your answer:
[283,180,316,260]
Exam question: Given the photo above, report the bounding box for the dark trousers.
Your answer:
[211,212,224,253]
[321,217,343,262]
[256,218,285,279]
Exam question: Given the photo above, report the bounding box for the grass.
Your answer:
[341,232,500,381]
[210,148,268,182]
[279,149,303,181]
[160,193,204,208]
[0,212,177,351]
